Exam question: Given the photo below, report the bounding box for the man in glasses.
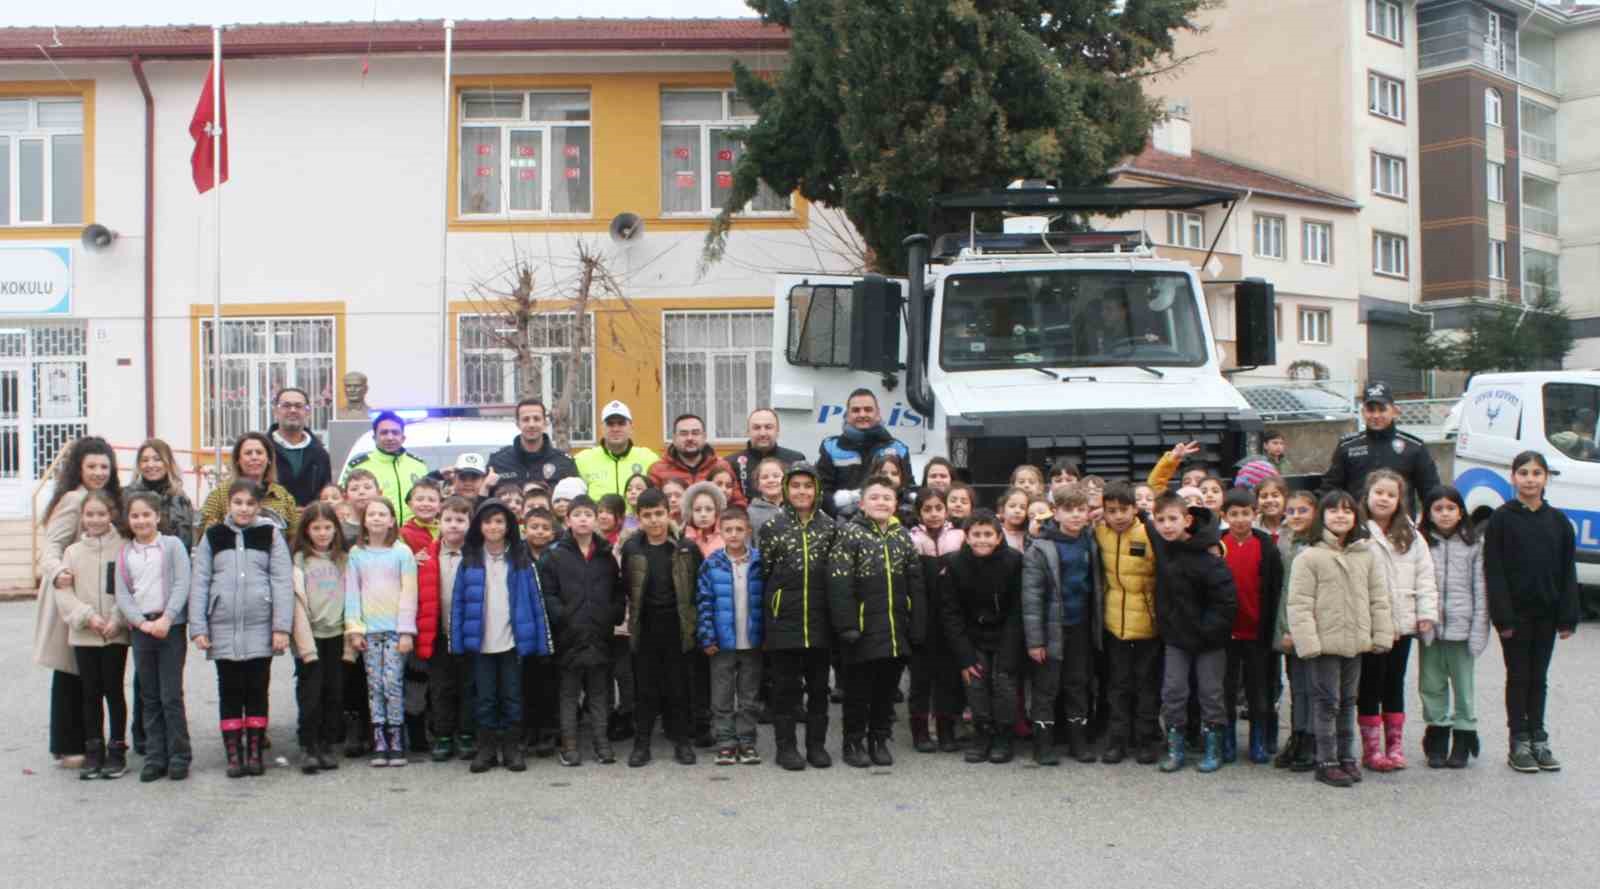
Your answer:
[270,386,334,506]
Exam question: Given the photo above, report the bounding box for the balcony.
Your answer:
[1519,55,1556,93]
[1522,132,1557,164]
[1522,178,1559,238]
[1523,206,1558,238]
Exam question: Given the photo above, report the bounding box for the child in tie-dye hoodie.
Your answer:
[345,498,419,767]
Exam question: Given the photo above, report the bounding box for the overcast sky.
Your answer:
[3,0,757,28]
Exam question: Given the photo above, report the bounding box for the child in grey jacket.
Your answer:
[189,479,293,779]
[114,492,193,782]
[1418,486,1489,769]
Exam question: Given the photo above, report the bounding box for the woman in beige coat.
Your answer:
[33,436,124,768]
[1286,490,1394,789]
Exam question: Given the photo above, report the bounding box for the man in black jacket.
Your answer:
[731,408,806,501]
[488,398,578,489]
[816,390,910,516]
[269,387,332,506]
[1323,381,1440,504]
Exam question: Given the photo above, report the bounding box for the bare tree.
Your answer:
[464,237,660,449]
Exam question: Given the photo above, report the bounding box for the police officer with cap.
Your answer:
[1322,380,1441,503]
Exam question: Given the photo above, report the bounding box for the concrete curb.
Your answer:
[0,587,38,602]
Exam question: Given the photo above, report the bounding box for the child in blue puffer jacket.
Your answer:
[696,507,765,766]
[450,499,553,775]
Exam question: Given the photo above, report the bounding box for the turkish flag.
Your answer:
[189,62,229,193]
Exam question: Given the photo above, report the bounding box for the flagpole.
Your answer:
[437,19,454,405]
[211,25,224,474]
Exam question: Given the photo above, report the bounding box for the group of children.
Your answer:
[48,429,1579,788]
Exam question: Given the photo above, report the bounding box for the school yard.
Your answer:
[0,599,1593,888]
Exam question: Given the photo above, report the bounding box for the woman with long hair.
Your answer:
[124,439,197,548]
[33,436,124,769]
[199,432,301,540]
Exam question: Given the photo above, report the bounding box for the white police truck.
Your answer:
[767,187,1276,497]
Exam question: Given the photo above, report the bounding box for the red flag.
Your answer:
[189,62,229,193]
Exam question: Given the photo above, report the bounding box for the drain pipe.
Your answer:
[130,55,156,437]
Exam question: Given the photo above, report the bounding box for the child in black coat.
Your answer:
[940,510,1025,764]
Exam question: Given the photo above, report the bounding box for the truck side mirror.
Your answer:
[848,275,903,373]
[1234,278,1276,368]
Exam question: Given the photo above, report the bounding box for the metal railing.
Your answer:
[1394,398,1458,430]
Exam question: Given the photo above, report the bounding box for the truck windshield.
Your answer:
[938,270,1208,371]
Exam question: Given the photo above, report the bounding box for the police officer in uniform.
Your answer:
[1322,380,1442,504]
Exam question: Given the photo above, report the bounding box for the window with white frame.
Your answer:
[1298,307,1332,345]
[663,311,773,441]
[1166,211,1204,248]
[0,97,84,226]
[1373,231,1408,278]
[1368,72,1405,122]
[1490,239,1507,280]
[1303,221,1333,265]
[200,317,337,448]
[458,313,595,442]
[1373,152,1407,199]
[1253,214,1286,259]
[1488,162,1505,203]
[1485,88,1502,127]
[1367,0,1403,43]
[660,91,790,216]
[458,91,592,217]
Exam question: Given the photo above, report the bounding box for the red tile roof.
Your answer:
[1113,145,1360,210]
[0,18,789,60]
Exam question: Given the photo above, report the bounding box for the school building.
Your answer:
[0,18,870,540]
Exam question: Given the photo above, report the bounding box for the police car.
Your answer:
[1453,370,1600,589]
[337,408,518,478]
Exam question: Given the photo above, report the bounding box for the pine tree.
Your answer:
[704,0,1216,273]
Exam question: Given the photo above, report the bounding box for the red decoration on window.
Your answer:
[717,148,734,162]
[476,166,493,178]
[516,145,535,158]
[675,171,696,189]
[476,143,493,156]
[563,145,581,159]
[673,146,691,160]
[564,167,582,180]
[518,169,537,181]
[715,171,734,188]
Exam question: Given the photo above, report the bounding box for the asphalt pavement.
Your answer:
[1,600,1593,888]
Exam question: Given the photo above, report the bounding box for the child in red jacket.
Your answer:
[397,479,444,758]
[417,495,473,761]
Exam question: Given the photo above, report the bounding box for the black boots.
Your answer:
[1034,722,1060,766]
[504,731,529,772]
[842,737,871,768]
[470,730,500,773]
[1066,720,1095,763]
[1276,732,1317,772]
[1423,725,1450,769]
[102,742,129,779]
[1446,729,1478,769]
[935,715,961,753]
[988,728,1014,764]
[775,717,805,771]
[966,723,992,764]
[806,714,832,768]
[607,710,635,742]
[910,713,937,753]
[1274,731,1300,769]
[627,736,652,768]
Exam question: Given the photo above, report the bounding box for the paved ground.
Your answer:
[2,600,1594,888]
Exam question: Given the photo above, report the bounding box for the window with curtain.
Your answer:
[0,97,84,226]
[663,311,773,440]
[458,91,591,217]
[660,90,791,216]
[1253,214,1285,259]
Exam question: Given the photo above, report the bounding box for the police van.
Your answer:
[1453,370,1600,585]
[333,408,517,478]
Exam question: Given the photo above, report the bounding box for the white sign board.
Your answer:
[0,246,73,315]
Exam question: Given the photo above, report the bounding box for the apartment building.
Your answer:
[1110,115,1365,383]
[1416,0,1600,373]
[0,19,860,517]
[1161,0,1426,392]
